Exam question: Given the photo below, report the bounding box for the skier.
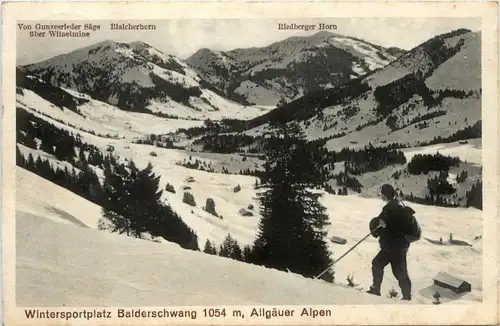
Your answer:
[367,184,418,301]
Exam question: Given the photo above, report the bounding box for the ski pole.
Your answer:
[314,230,375,280]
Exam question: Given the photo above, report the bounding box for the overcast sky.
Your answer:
[17,18,480,65]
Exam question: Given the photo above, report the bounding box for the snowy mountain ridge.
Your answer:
[187,31,404,106]
[21,40,261,120]
[244,29,481,150]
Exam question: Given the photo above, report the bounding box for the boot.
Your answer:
[366,286,381,296]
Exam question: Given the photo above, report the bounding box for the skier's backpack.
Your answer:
[401,204,421,243]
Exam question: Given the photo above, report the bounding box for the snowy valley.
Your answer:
[15,28,483,307]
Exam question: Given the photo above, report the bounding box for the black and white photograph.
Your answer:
[2,2,499,325]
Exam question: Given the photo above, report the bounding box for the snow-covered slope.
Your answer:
[17,168,404,306]
[16,138,483,305]
[246,29,481,150]
[16,87,205,140]
[20,41,269,120]
[16,74,270,143]
[187,31,402,106]
[16,167,102,229]
[123,145,482,304]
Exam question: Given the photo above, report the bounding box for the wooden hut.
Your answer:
[433,272,471,294]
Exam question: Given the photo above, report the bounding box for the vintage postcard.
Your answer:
[1,1,499,325]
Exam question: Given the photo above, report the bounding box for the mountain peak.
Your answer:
[128,41,153,49]
[311,30,338,38]
[190,47,220,57]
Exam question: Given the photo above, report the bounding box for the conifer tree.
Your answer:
[204,198,218,216]
[203,240,217,255]
[76,163,104,205]
[27,153,35,170]
[242,245,253,263]
[40,138,54,154]
[101,160,135,236]
[251,121,333,279]
[219,234,243,261]
[148,204,199,251]
[466,180,482,210]
[22,134,38,150]
[16,145,25,166]
[101,159,199,249]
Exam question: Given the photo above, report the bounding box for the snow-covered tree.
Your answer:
[101,160,198,249]
[251,121,333,280]
[219,234,243,261]
[204,198,218,216]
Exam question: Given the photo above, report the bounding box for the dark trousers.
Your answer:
[371,247,412,299]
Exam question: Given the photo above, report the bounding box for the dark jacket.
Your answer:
[369,199,415,249]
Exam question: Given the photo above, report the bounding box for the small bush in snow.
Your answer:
[432,291,442,305]
[183,192,196,207]
[182,186,191,190]
[247,204,254,210]
[150,151,158,157]
[346,274,356,287]
[187,176,195,183]
[239,208,254,217]
[234,184,242,193]
[388,288,399,298]
[204,198,218,217]
[165,183,176,194]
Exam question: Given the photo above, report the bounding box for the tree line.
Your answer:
[407,153,461,175]
[16,109,200,250]
[17,67,87,115]
[17,146,104,206]
[177,119,250,139]
[418,121,481,146]
[194,133,259,154]
[17,145,199,250]
[17,107,112,167]
[247,78,371,128]
[333,144,407,175]
[332,172,363,193]
[374,74,434,117]
[203,235,251,262]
